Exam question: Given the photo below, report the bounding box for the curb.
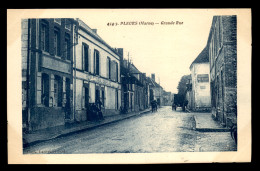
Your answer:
[193,115,230,132]
[23,109,152,148]
[195,128,230,132]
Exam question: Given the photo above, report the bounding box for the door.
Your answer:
[85,87,89,109]
[65,78,71,119]
[95,88,100,103]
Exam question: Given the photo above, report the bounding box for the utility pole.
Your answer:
[73,18,79,122]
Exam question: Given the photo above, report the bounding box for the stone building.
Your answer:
[148,74,163,106]
[73,19,121,121]
[207,16,237,127]
[121,57,149,113]
[22,18,74,131]
[188,47,211,111]
[162,91,172,106]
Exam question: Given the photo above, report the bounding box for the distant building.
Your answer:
[162,91,172,106]
[207,16,237,127]
[121,57,149,113]
[148,74,163,106]
[188,47,211,112]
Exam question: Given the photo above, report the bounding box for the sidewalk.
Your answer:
[23,108,151,147]
[193,112,230,132]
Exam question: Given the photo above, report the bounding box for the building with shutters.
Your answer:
[120,56,150,113]
[22,18,75,131]
[73,19,121,122]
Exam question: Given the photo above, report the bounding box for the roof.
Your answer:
[189,47,209,69]
[77,19,121,59]
[147,77,161,88]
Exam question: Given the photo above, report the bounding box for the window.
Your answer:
[200,86,206,89]
[41,73,49,106]
[115,62,118,82]
[54,18,61,25]
[40,22,49,52]
[82,84,89,109]
[54,28,60,56]
[115,89,118,110]
[65,19,71,31]
[64,34,70,60]
[95,87,100,103]
[82,44,89,72]
[111,61,117,81]
[94,50,100,75]
[107,57,111,79]
[197,74,209,83]
[101,87,105,108]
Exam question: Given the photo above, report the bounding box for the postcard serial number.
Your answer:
[107,21,183,26]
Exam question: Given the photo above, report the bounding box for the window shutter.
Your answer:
[111,61,115,81]
[82,45,85,71]
[93,51,96,74]
[88,48,91,73]
[107,58,109,78]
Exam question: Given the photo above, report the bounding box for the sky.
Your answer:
[78,9,215,94]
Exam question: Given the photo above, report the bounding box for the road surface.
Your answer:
[24,106,236,154]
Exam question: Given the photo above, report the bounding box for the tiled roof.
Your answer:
[189,47,209,69]
[77,19,121,58]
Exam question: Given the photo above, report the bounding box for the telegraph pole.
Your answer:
[73,19,79,121]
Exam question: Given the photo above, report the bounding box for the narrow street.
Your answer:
[23,106,236,154]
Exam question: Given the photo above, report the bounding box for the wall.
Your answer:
[208,16,237,127]
[191,63,211,111]
[30,107,65,131]
[24,19,74,131]
[73,21,121,119]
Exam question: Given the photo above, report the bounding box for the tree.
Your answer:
[176,75,190,107]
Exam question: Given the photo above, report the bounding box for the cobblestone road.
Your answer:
[23,106,237,154]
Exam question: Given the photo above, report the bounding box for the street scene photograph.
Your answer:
[7,9,252,163]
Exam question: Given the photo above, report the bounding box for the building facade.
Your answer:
[162,91,172,106]
[149,74,163,106]
[73,19,121,122]
[121,57,149,113]
[22,18,74,131]
[189,47,211,112]
[207,16,237,127]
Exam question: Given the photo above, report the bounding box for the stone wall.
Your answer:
[208,16,237,127]
[30,107,65,131]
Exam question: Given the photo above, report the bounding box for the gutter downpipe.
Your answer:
[73,19,79,121]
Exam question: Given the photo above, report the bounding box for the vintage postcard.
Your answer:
[7,8,251,164]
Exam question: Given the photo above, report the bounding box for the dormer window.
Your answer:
[54,18,61,25]
[65,19,71,31]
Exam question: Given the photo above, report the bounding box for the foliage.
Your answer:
[175,75,190,105]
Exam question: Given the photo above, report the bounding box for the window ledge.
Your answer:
[42,51,50,55]
[54,55,61,59]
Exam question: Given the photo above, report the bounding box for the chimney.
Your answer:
[117,48,124,62]
[117,48,124,57]
[151,73,155,81]
[92,29,97,34]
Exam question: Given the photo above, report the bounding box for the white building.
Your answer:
[73,19,121,122]
[189,47,211,111]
